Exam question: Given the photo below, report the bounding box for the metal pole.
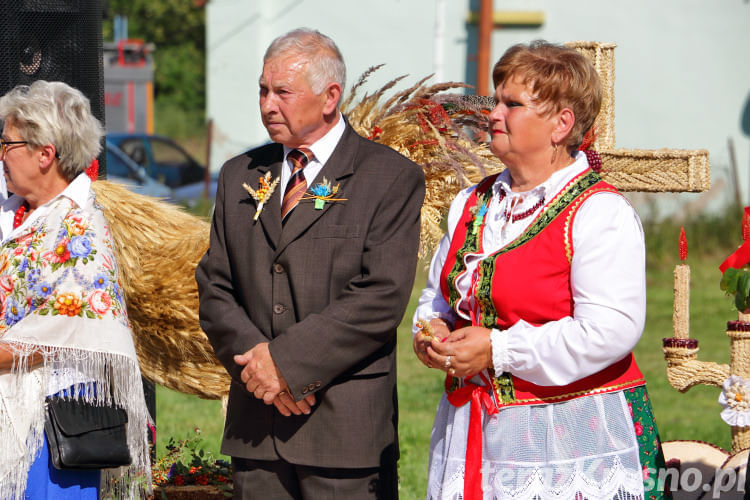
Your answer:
[477,0,493,96]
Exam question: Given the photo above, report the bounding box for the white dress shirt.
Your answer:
[279,113,346,205]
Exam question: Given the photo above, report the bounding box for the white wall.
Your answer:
[207,0,750,210]
[206,0,469,169]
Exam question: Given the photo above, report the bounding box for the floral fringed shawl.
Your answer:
[0,181,151,499]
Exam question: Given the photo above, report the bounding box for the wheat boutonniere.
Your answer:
[242,172,280,221]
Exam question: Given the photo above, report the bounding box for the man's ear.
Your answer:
[322,82,342,116]
[551,108,575,145]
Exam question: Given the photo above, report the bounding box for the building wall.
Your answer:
[206,0,750,210]
[206,0,469,168]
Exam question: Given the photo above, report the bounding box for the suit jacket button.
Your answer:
[302,386,309,394]
[273,304,285,314]
[315,381,322,388]
[273,263,284,274]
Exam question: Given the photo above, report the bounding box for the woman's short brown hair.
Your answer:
[492,40,601,151]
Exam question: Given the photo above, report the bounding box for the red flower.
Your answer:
[196,475,209,486]
[0,275,14,293]
[642,465,650,480]
[174,475,185,486]
[634,421,644,436]
[628,402,633,417]
[368,126,383,141]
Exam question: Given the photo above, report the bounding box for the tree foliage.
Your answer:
[103,0,206,125]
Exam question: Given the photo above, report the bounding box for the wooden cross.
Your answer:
[566,41,710,193]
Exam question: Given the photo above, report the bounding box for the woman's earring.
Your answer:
[551,143,559,164]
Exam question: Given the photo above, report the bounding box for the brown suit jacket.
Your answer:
[195,123,424,468]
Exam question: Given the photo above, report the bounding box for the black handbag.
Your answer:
[44,397,132,470]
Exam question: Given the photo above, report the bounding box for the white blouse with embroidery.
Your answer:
[413,152,647,499]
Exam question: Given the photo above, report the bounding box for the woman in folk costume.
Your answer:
[413,41,667,499]
[0,81,150,499]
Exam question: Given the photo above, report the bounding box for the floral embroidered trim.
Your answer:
[242,172,279,221]
[300,177,347,210]
[501,379,647,406]
[445,175,499,311]
[492,372,516,404]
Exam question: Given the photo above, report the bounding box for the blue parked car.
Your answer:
[105,140,172,199]
[106,133,217,207]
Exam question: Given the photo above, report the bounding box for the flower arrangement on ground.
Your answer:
[152,429,232,499]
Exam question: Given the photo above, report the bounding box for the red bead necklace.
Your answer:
[13,201,29,229]
[498,188,545,223]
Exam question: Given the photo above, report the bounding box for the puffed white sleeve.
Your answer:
[411,186,476,336]
[490,192,646,385]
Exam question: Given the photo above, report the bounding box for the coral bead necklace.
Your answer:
[497,188,545,223]
[13,201,29,229]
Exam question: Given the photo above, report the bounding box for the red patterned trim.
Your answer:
[727,321,750,332]
[662,337,699,349]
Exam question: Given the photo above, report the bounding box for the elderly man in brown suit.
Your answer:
[196,28,424,499]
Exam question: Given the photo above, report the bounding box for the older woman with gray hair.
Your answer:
[414,41,667,499]
[0,81,150,499]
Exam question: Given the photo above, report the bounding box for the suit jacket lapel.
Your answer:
[274,125,358,258]
[251,160,283,249]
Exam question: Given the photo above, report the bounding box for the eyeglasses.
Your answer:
[0,139,28,154]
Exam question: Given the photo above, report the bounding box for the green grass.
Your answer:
[154,241,741,499]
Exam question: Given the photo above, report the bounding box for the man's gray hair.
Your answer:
[264,28,346,97]
[0,80,104,182]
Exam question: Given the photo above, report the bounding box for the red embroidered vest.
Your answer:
[440,170,645,406]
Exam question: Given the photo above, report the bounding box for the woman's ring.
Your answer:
[449,368,455,376]
[445,356,451,368]
[278,391,288,398]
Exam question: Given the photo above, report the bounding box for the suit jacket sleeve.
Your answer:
[269,153,425,400]
[195,163,268,383]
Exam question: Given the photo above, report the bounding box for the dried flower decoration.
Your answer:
[242,172,279,221]
[719,375,750,427]
[301,177,347,210]
[415,317,436,341]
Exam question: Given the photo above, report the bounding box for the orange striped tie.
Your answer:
[281,148,313,221]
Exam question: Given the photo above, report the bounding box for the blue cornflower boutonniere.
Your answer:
[301,177,347,210]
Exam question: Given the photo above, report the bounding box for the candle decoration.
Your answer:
[673,226,690,339]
